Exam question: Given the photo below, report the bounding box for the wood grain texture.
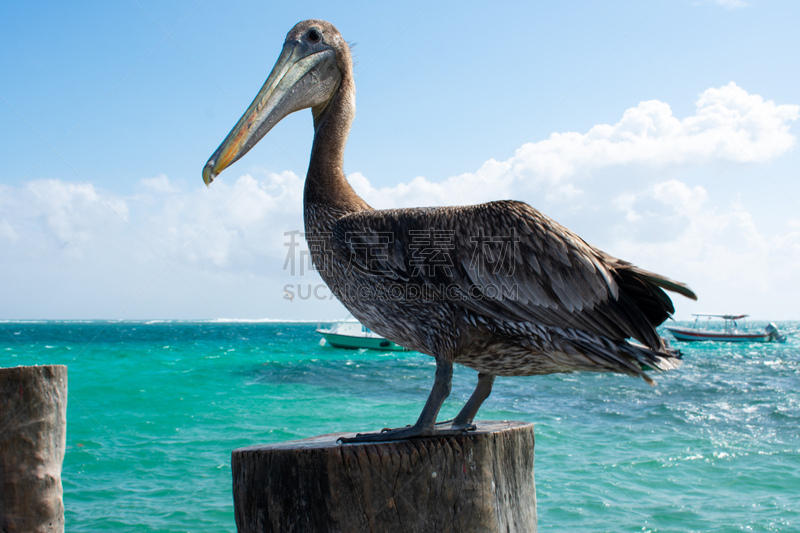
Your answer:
[232,421,536,533]
[0,365,67,533]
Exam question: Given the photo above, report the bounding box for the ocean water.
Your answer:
[1,320,799,532]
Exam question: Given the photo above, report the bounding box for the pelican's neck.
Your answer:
[304,73,369,220]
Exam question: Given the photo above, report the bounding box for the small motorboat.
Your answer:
[665,314,787,343]
[317,319,410,351]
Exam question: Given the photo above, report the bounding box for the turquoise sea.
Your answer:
[2,320,799,532]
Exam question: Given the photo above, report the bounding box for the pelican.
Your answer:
[203,20,697,442]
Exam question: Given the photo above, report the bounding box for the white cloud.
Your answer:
[608,181,800,318]
[651,180,707,217]
[353,83,798,209]
[0,219,19,242]
[1,83,798,319]
[2,180,130,255]
[0,172,316,319]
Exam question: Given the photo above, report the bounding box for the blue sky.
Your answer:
[2,0,799,320]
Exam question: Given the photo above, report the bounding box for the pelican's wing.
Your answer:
[333,200,695,349]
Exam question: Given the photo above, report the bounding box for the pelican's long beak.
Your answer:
[202,41,340,186]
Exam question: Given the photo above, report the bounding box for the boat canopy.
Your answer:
[692,314,748,320]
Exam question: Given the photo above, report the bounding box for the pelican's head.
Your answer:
[203,20,349,186]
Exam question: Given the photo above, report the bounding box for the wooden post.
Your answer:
[232,420,536,533]
[0,365,67,533]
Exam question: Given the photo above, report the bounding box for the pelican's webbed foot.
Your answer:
[435,419,477,431]
[337,422,475,444]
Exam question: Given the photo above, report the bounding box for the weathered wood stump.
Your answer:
[232,420,536,533]
[0,364,68,533]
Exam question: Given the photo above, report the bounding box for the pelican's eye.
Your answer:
[308,29,322,43]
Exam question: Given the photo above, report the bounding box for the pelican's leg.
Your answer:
[452,372,495,426]
[436,372,495,430]
[338,358,453,443]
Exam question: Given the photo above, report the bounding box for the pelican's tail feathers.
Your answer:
[627,267,698,302]
[570,332,682,386]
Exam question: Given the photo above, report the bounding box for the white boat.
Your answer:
[665,314,786,343]
[317,319,409,351]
